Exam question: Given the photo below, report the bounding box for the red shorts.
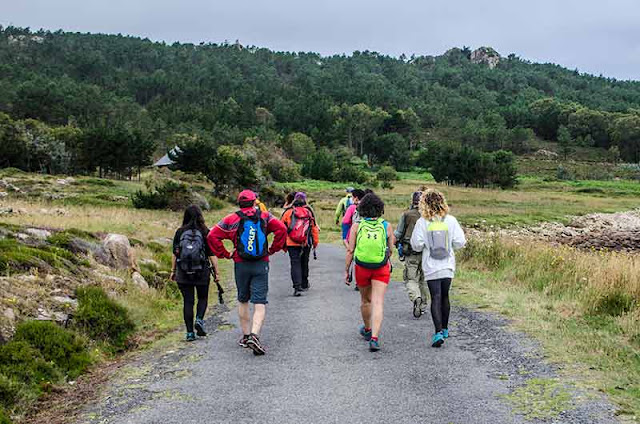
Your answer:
[355,263,391,287]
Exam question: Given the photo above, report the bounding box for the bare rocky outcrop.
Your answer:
[533,149,559,159]
[471,47,501,69]
[475,209,640,252]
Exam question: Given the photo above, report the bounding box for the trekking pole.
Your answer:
[210,268,224,304]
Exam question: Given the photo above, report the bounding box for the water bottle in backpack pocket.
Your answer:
[427,217,450,260]
[354,218,389,269]
[178,229,207,275]
[236,210,269,261]
[287,206,313,245]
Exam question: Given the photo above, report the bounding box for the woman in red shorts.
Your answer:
[345,193,395,352]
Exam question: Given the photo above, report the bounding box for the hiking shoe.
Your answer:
[186,332,196,342]
[369,338,381,352]
[431,332,444,348]
[246,333,266,355]
[301,285,310,291]
[413,297,423,319]
[442,328,449,339]
[195,318,207,337]
[238,334,250,348]
[293,288,302,297]
[359,325,372,341]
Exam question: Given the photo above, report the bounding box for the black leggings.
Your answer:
[178,284,209,333]
[288,246,311,289]
[427,278,452,333]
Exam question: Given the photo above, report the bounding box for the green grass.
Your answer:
[456,238,640,419]
[0,239,79,274]
[503,378,573,420]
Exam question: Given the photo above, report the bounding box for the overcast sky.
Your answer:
[2,0,639,80]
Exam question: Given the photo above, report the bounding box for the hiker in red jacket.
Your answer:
[281,192,320,297]
[207,190,287,355]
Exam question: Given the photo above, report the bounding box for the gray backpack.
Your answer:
[426,217,450,260]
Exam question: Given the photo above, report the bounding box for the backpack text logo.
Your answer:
[247,227,256,252]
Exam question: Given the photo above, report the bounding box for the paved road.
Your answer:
[79,244,617,424]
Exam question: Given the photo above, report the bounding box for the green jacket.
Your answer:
[334,195,353,223]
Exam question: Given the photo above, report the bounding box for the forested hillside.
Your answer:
[1,26,640,191]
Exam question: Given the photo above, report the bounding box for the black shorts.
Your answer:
[234,261,270,304]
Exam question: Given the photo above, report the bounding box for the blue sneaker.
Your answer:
[442,328,449,339]
[195,318,207,337]
[431,332,444,348]
[186,332,196,342]
[359,325,372,341]
[369,338,380,352]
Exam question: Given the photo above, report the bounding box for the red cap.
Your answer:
[237,190,257,204]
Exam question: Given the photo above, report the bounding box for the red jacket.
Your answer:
[207,207,287,263]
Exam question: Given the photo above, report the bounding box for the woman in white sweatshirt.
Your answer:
[410,189,466,347]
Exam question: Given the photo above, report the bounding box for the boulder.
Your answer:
[132,272,150,291]
[3,308,15,322]
[52,296,78,308]
[25,228,52,240]
[97,234,137,270]
[0,192,7,198]
[191,192,211,211]
[94,272,125,285]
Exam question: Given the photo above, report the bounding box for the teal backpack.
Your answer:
[355,218,389,269]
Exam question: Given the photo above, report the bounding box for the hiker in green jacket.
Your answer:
[334,187,354,225]
[394,191,426,319]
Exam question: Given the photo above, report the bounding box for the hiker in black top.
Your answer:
[171,205,219,342]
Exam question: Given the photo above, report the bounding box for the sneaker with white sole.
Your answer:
[246,333,266,355]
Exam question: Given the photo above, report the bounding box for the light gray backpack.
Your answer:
[426,217,450,260]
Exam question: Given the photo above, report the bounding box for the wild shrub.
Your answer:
[301,149,336,181]
[74,286,135,352]
[132,180,192,211]
[589,290,635,317]
[0,374,21,411]
[0,408,12,424]
[206,196,227,211]
[334,164,369,184]
[0,342,62,388]
[13,321,92,379]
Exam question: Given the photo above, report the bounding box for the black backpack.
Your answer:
[178,229,207,274]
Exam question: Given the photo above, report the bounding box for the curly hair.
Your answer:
[357,193,385,219]
[419,189,449,220]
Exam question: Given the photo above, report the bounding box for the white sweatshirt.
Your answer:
[410,215,466,280]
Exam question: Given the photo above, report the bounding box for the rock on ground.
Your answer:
[131,272,150,291]
[473,208,640,252]
[96,234,138,270]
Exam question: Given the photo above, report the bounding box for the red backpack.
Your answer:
[287,206,313,245]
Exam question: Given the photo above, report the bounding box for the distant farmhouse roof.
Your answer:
[153,146,181,167]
